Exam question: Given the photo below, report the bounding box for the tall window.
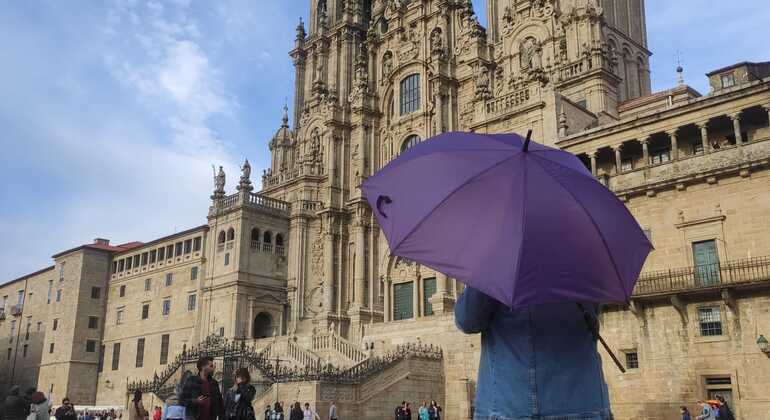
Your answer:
[142,304,150,320]
[49,343,55,353]
[400,135,420,153]
[175,242,183,256]
[224,253,230,266]
[160,334,170,365]
[86,340,97,353]
[166,244,174,258]
[400,74,420,115]
[227,228,235,241]
[145,278,152,291]
[393,282,414,321]
[52,319,58,331]
[133,255,140,268]
[135,338,145,368]
[193,237,202,252]
[116,309,124,325]
[47,280,53,304]
[218,231,226,244]
[158,247,165,261]
[162,298,171,316]
[119,285,126,297]
[141,252,148,266]
[88,316,99,329]
[191,267,198,281]
[699,306,723,336]
[17,290,24,306]
[111,343,121,371]
[91,287,101,299]
[165,273,173,287]
[188,294,197,312]
[721,73,735,88]
[149,250,157,264]
[184,239,192,254]
[23,344,28,358]
[56,290,62,302]
[59,262,65,281]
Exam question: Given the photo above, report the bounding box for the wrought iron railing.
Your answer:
[633,255,770,296]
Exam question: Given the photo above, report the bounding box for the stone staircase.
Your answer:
[311,333,369,367]
[260,336,322,369]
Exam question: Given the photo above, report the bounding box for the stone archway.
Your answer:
[252,312,273,339]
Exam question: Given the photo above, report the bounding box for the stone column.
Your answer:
[429,272,455,314]
[762,104,770,125]
[641,137,650,167]
[435,84,445,135]
[697,122,710,154]
[323,230,334,313]
[613,145,623,174]
[730,112,743,146]
[247,297,256,340]
[667,129,679,160]
[587,152,597,176]
[413,275,421,318]
[383,278,391,322]
[354,221,366,307]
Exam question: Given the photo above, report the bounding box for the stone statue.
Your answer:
[215,165,226,192]
[430,28,443,55]
[241,159,251,180]
[382,51,393,79]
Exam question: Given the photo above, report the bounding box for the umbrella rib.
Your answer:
[509,157,527,308]
[529,153,629,300]
[390,150,524,254]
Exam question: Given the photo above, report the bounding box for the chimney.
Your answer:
[94,238,110,245]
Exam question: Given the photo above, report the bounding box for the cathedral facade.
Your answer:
[3,1,770,419]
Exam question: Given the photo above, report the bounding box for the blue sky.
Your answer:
[1,1,769,282]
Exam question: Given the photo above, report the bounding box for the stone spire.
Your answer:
[296,17,306,42]
[237,159,253,193]
[281,100,289,128]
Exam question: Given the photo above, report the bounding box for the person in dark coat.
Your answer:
[4,386,30,420]
[223,368,256,420]
[180,357,224,420]
[715,396,734,420]
[288,403,302,420]
[53,398,76,420]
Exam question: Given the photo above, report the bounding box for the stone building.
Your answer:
[2,1,770,419]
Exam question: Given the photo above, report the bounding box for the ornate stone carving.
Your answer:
[381,51,393,83]
[474,64,492,100]
[429,27,443,56]
[237,159,253,192]
[211,165,226,200]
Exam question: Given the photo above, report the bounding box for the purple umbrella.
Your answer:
[362,131,652,309]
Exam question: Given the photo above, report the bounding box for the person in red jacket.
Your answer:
[152,407,161,420]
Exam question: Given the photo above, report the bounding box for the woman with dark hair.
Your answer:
[715,396,734,420]
[269,403,283,420]
[428,401,441,420]
[223,368,256,420]
[128,391,147,420]
[680,406,691,420]
[288,403,302,420]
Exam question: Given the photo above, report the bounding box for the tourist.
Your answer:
[29,392,50,420]
[695,401,715,420]
[455,287,613,419]
[428,401,441,420]
[180,357,224,420]
[299,404,318,420]
[715,395,734,420]
[418,402,428,420]
[287,403,301,420]
[223,368,256,420]
[680,406,691,420]
[4,386,30,420]
[393,402,404,420]
[53,399,76,420]
[327,402,337,420]
[269,403,283,420]
[128,391,148,420]
[84,412,94,420]
[162,374,186,420]
[263,406,272,420]
[152,407,161,420]
[24,389,37,420]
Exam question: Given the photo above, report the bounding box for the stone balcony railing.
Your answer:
[262,162,325,189]
[607,137,770,194]
[211,191,291,217]
[633,255,770,297]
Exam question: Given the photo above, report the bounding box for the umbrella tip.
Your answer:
[523,129,532,152]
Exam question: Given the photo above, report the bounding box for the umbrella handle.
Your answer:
[376,195,392,218]
[576,303,626,373]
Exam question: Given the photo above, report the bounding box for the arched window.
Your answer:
[401,135,420,153]
[252,312,273,339]
[275,234,284,247]
[250,228,260,248]
[400,74,420,115]
[227,228,235,241]
[263,231,272,244]
[217,231,226,244]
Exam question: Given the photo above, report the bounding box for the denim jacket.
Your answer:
[455,287,612,420]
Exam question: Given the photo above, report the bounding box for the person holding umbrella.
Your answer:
[363,131,653,420]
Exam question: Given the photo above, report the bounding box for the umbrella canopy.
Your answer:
[362,131,652,308]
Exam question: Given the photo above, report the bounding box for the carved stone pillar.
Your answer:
[641,137,650,167]
[667,129,679,160]
[730,112,743,146]
[588,152,597,176]
[429,271,455,314]
[323,230,334,313]
[383,277,391,322]
[697,121,710,154]
[613,145,622,174]
[354,222,366,307]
